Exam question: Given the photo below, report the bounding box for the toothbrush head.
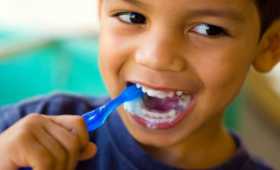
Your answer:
[120,84,144,102]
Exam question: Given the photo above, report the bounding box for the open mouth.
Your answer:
[123,82,195,129]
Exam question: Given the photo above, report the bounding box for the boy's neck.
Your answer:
[142,116,237,169]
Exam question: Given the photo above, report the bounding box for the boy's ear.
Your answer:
[253,20,280,72]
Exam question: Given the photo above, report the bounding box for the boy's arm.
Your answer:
[0,93,95,133]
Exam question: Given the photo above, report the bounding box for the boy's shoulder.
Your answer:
[227,132,273,170]
[0,93,108,132]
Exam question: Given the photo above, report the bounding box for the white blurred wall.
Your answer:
[0,0,99,34]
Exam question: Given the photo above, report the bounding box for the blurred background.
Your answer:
[0,0,279,169]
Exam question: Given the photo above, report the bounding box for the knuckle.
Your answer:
[69,116,88,140]
[71,116,88,137]
[22,114,44,128]
[71,116,85,127]
[15,115,44,140]
[25,114,42,122]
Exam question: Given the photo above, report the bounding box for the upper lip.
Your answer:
[121,64,201,95]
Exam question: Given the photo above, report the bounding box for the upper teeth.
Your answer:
[176,91,183,96]
[136,83,184,99]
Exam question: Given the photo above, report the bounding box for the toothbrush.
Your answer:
[82,84,143,132]
[19,84,143,170]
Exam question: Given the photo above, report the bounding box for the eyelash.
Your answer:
[190,23,229,37]
[112,12,229,37]
[113,11,146,25]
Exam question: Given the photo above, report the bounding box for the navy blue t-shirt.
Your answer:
[0,93,273,170]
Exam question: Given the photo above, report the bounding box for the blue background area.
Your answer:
[0,32,107,105]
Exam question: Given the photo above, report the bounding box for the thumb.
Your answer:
[79,142,97,160]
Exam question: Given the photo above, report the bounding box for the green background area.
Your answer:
[0,31,241,129]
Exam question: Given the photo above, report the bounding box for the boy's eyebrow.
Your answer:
[188,8,245,23]
[115,0,147,7]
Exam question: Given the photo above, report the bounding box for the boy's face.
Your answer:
[98,0,260,146]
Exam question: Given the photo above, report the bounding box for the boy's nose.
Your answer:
[134,32,186,72]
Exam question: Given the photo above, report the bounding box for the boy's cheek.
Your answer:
[195,58,249,107]
[100,32,124,68]
[99,33,133,97]
[200,65,247,97]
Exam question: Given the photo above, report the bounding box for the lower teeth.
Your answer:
[123,94,190,122]
[143,109,176,120]
[123,100,175,120]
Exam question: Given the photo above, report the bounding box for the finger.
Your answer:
[46,115,89,148]
[34,124,68,170]
[21,129,55,170]
[43,118,81,170]
[78,142,97,161]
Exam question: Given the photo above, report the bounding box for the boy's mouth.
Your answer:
[123,82,195,129]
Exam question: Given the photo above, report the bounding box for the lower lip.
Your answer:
[127,96,196,129]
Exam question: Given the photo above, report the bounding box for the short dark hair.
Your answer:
[256,0,280,34]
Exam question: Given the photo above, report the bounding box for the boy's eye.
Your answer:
[191,24,228,37]
[114,12,146,25]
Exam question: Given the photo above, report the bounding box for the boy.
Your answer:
[0,0,279,169]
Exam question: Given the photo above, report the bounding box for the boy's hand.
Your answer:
[0,114,96,170]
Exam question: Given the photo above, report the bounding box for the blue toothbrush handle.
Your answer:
[82,105,108,132]
[82,98,121,132]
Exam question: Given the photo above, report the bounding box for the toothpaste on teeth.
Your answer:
[136,83,185,99]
